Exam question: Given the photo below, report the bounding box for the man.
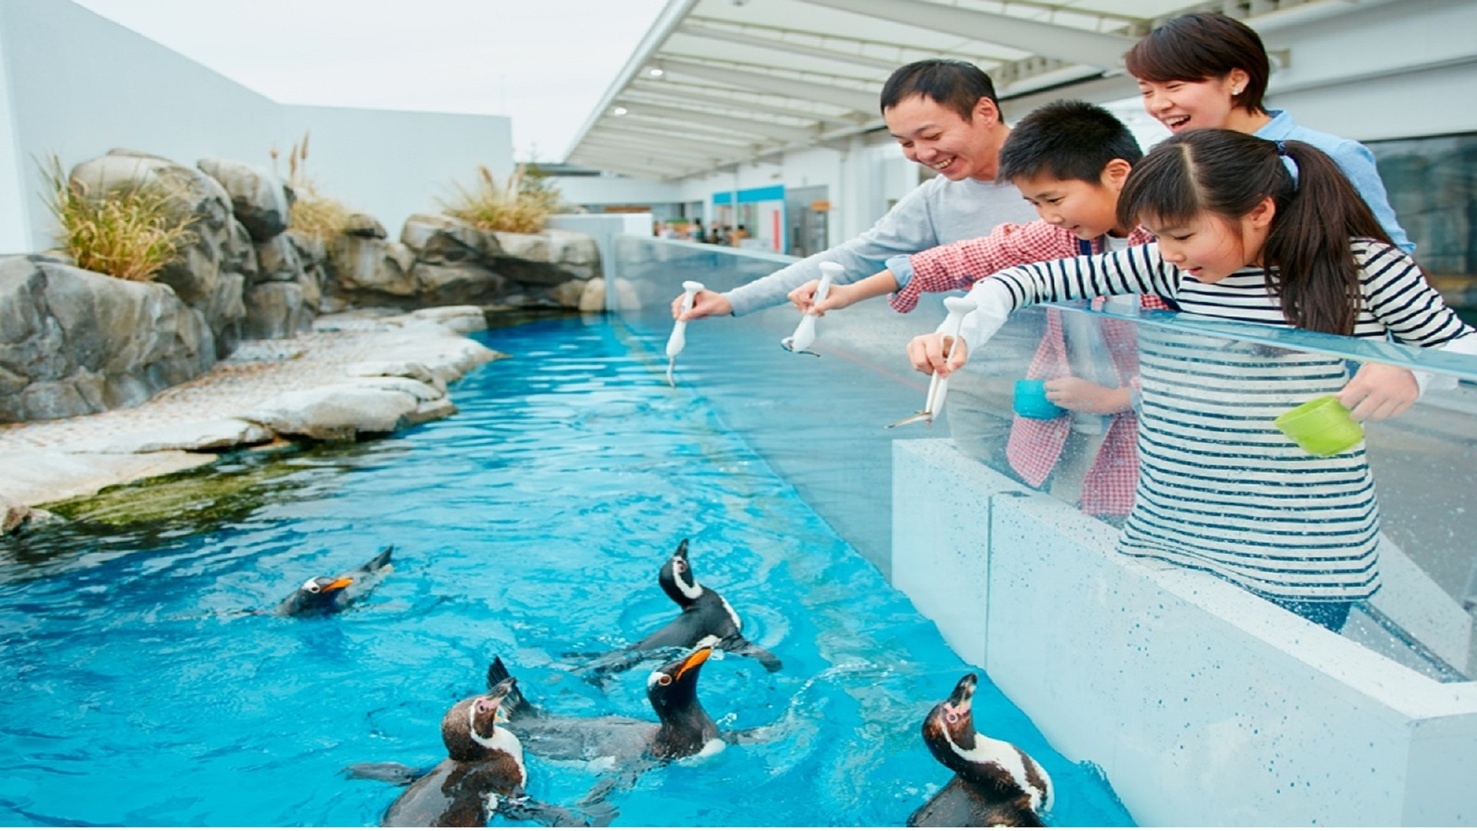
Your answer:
[671,59,1035,321]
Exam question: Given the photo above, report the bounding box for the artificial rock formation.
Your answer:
[0,255,216,422]
[2,148,602,425]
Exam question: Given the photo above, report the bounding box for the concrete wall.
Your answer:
[893,438,1477,826]
[0,0,511,254]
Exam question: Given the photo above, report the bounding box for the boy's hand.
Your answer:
[1337,362,1418,421]
[906,333,969,377]
[1045,378,1133,414]
[811,283,858,316]
[787,280,822,314]
[671,289,732,320]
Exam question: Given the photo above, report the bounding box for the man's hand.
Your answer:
[671,289,732,320]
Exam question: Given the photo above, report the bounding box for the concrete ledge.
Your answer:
[892,437,1477,826]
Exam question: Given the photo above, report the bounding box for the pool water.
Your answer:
[0,316,1135,827]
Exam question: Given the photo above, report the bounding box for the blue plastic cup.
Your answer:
[1013,379,1065,419]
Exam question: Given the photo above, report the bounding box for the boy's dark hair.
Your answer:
[997,99,1143,184]
[880,60,999,122]
[1118,129,1394,336]
[1124,12,1270,115]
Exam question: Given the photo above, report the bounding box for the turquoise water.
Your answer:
[0,316,1134,827]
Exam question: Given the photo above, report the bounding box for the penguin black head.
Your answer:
[646,644,711,720]
[646,645,719,759]
[441,677,521,764]
[921,673,1054,818]
[281,574,354,615]
[657,538,704,607]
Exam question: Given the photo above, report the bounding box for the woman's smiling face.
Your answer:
[1137,72,1243,133]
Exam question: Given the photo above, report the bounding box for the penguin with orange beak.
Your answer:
[274,546,393,616]
[493,646,726,765]
[908,673,1053,827]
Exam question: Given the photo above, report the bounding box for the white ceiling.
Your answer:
[563,0,1382,180]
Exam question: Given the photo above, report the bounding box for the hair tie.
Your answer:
[1274,140,1299,190]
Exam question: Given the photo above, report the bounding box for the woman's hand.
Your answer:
[906,333,969,377]
[1336,362,1418,421]
[1045,378,1132,414]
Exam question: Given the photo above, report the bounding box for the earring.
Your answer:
[1232,87,1242,95]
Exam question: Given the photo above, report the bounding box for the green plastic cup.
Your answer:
[1274,395,1364,457]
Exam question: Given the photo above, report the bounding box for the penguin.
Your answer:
[492,646,726,765]
[907,673,1053,827]
[351,677,596,828]
[379,677,527,827]
[275,545,393,616]
[571,538,781,679]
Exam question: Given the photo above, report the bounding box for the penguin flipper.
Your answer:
[720,636,783,672]
[571,649,646,684]
[362,544,394,573]
[341,761,427,785]
[486,656,537,719]
[494,795,610,828]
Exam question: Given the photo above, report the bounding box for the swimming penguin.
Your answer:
[492,646,727,765]
[572,538,781,679]
[350,677,596,827]
[907,673,1053,827]
[379,677,527,827]
[275,545,393,616]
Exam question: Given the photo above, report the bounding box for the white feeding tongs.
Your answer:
[781,261,843,356]
[887,295,977,428]
[666,280,704,386]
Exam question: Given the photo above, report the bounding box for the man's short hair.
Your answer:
[880,60,999,122]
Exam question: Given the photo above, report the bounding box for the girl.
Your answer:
[905,130,1476,631]
[1126,11,1414,254]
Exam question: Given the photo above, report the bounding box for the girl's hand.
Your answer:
[1045,378,1133,414]
[906,333,969,377]
[787,280,821,313]
[1336,362,1418,421]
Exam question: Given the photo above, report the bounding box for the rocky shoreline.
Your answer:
[0,305,505,533]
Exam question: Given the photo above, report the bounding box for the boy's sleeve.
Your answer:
[888,221,1071,313]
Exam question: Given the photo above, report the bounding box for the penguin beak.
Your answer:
[947,673,978,713]
[674,646,711,680]
[323,576,353,592]
[481,677,516,712]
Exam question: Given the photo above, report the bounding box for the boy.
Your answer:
[796,100,1165,518]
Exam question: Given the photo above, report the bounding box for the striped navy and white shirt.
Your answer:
[961,239,1474,602]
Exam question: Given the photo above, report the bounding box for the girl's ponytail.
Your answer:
[1266,140,1391,334]
[1119,130,1393,335]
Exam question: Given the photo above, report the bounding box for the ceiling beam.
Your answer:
[626,81,857,126]
[794,0,1140,70]
[578,137,727,165]
[676,21,904,72]
[593,125,764,154]
[605,117,762,144]
[655,57,879,113]
[610,101,817,143]
[567,151,697,178]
